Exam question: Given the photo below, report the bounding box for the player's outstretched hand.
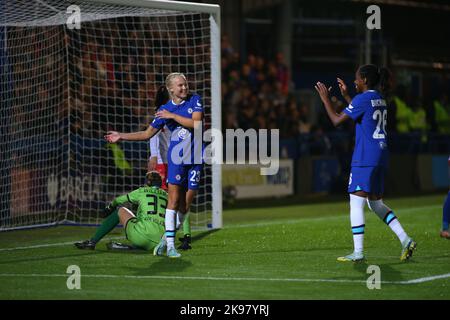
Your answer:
[105,131,121,143]
[315,82,331,102]
[337,78,349,97]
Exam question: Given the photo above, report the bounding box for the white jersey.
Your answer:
[149,126,170,164]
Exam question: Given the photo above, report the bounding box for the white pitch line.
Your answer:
[0,273,364,284]
[396,273,450,284]
[0,236,125,252]
[0,272,449,285]
[0,204,441,252]
[225,204,441,229]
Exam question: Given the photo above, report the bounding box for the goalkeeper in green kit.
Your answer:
[74,171,166,252]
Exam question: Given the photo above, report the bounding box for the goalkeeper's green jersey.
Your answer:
[110,186,167,228]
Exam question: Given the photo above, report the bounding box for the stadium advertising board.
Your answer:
[312,158,341,193]
[432,155,450,188]
[45,171,105,211]
[222,160,294,199]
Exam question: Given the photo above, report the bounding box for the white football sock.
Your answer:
[165,209,176,249]
[350,194,366,254]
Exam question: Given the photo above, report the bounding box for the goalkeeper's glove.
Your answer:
[103,204,115,216]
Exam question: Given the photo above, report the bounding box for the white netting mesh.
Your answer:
[0,0,216,230]
[2,0,188,27]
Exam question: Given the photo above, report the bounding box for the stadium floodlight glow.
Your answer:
[0,0,222,231]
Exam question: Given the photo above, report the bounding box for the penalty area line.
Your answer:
[0,272,449,285]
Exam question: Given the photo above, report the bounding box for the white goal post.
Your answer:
[0,0,222,231]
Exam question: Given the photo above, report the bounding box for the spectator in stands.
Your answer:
[275,52,290,95]
[409,97,427,132]
[409,97,428,146]
[241,63,258,92]
[392,85,412,133]
[221,34,234,57]
[309,125,332,155]
[433,93,450,134]
[224,111,239,129]
[298,103,312,134]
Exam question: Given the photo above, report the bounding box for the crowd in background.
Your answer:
[3,14,449,220]
[66,17,211,139]
[220,34,450,156]
[6,17,211,183]
[6,23,450,164]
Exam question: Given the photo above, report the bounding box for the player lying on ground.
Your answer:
[315,64,417,262]
[74,171,167,253]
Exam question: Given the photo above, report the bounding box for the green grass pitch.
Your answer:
[0,194,449,300]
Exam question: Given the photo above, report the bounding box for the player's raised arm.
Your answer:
[105,125,160,143]
[337,78,353,104]
[315,81,350,127]
[148,133,160,172]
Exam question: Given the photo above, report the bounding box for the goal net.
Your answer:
[0,0,222,231]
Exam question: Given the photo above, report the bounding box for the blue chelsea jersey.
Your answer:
[150,94,204,165]
[343,90,389,167]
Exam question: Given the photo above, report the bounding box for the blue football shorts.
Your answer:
[348,166,386,195]
[167,163,203,190]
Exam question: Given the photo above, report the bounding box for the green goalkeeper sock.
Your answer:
[183,213,191,237]
[91,209,120,243]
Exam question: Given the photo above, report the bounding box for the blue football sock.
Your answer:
[443,191,450,231]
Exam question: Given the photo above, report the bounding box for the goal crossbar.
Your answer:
[89,0,221,17]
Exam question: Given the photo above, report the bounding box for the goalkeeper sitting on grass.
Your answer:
[75,171,167,253]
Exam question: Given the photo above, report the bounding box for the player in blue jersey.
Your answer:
[315,64,417,262]
[440,155,450,239]
[105,73,204,258]
[148,85,194,250]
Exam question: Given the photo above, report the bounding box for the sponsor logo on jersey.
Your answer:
[177,128,189,140]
